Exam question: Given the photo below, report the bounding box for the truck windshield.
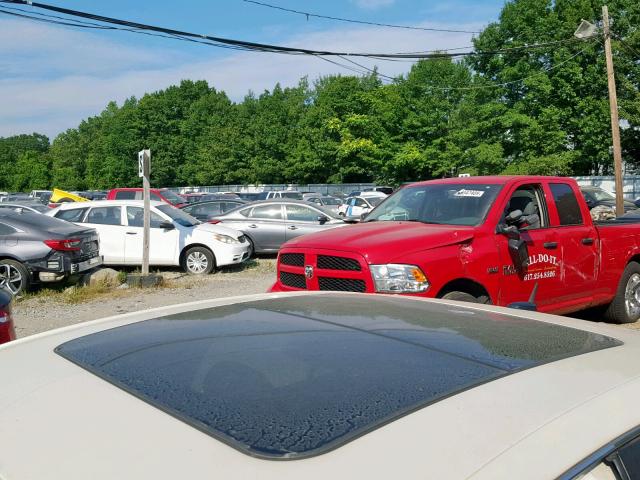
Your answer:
[365,183,502,226]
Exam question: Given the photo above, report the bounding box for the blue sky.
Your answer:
[0,0,505,139]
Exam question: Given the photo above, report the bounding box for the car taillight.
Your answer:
[208,219,222,224]
[44,238,82,251]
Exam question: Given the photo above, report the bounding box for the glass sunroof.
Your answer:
[56,295,621,459]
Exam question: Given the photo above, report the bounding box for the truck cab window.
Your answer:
[550,183,584,226]
[503,185,546,230]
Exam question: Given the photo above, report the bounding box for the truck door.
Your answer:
[547,182,598,309]
[494,183,562,310]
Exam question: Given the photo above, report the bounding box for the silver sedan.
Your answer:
[211,200,346,255]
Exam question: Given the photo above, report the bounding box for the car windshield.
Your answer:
[157,204,200,227]
[161,190,186,204]
[585,188,614,202]
[365,183,503,226]
[321,197,342,205]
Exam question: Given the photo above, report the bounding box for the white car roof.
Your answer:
[1,292,640,479]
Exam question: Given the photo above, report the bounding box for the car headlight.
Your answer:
[212,233,240,244]
[369,264,429,293]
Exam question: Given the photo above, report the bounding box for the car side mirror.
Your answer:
[318,215,329,224]
[159,221,175,230]
[585,199,595,208]
[496,223,519,236]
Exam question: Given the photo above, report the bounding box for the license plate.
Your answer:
[71,256,102,273]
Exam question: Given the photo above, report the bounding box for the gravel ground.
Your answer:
[13,259,277,338]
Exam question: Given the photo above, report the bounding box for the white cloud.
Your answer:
[351,0,396,10]
[0,17,483,139]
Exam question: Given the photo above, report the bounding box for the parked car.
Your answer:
[29,189,53,204]
[180,199,247,222]
[182,193,241,204]
[304,196,343,215]
[2,292,640,479]
[0,201,50,214]
[0,210,101,295]
[210,200,345,256]
[0,193,31,203]
[49,201,250,274]
[337,195,385,219]
[259,191,304,200]
[107,188,187,208]
[272,175,640,324]
[580,186,637,213]
[236,192,262,202]
[0,288,15,345]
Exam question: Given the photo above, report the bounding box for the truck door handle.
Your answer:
[543,242,558,249]
[288,225,298,230]
[126,231,137,235]
[248,224,257,228]
[582,237,594,245]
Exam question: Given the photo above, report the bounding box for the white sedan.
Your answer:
[2,292,640,479]
[48,200,250,274]
[338,194,386,219]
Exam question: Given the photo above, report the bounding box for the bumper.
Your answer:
[26,253,103,281]
[215,243,252,267]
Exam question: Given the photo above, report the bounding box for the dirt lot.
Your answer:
[12,257,639,338]
[13,259,277,339]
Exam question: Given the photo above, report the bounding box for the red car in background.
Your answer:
[0,289,16,344]
[106,188,187,208]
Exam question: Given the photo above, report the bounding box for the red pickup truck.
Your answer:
[106,188,187,208]
[270,176,640,323]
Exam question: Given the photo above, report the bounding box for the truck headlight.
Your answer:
[369,264,429,293]
[213,234,239,244]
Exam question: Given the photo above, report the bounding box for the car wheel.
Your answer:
[338,212,345,217]
[605,261,640,324]
[0,259,30,296]
[441,291,481,304]
[183,247,215,275]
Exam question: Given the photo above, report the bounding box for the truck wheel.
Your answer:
[0,259,30,296]
[441,291,480,303]
[182,247,215,275]
[605,261,640,324]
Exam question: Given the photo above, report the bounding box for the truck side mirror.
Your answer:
[508,238,529,269]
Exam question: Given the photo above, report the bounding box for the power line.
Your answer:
[241,0,481,34]
[0,0,586,62]
[416,43,595,92]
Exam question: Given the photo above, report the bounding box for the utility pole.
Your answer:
[602,6,624,217]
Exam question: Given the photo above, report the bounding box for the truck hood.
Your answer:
[284,221,475,262]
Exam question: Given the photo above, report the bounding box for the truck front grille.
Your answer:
[317,255,361,271]
[280,253,305,267]
[318,277,366,292]
[280,271,306,289]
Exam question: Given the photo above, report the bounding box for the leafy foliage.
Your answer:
[0,0,638,191]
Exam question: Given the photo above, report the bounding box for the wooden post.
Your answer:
[139,149,151,275]
[602,6,624,216]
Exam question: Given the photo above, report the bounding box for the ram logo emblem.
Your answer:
[304,265,314,279]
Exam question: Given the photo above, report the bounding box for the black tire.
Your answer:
[604,261,640,324]
[441,291,481,304]
[0,259,30,296]
[182,247,215,275]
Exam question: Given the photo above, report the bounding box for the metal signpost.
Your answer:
[138,149,151,275]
